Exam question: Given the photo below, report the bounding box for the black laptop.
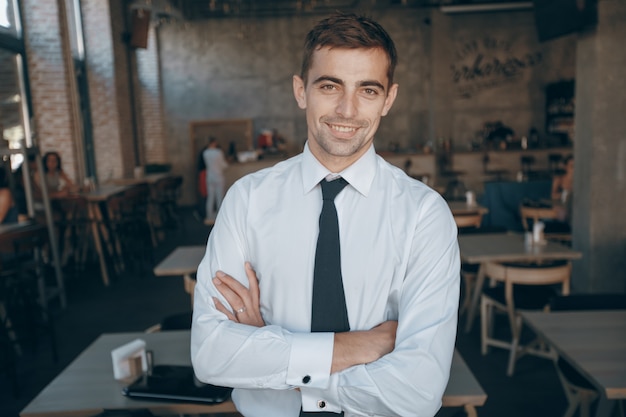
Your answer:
[122,365,232,404]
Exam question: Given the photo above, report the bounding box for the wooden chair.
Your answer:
[149,176,183,242]
[55,195,92,271]
[457,225,507,317]
[519,204,558,231]
[520,204,571,244]
[548,294,626,417]
[0,224,58,372]
[480,260,571,376]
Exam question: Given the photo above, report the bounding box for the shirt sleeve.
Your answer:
[191,183,335,391]
[323,194,460,417]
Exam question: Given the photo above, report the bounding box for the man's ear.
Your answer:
[381,83,399,117]
[293,75,307,110]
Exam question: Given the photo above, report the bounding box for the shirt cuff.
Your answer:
[286,332,334,389]
[300,380,341,414]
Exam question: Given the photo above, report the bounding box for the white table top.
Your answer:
[20,331,237,417]
[21,331,486,416]
[522,310,626,400]
[458,233,582,264]
[153,245,206,277]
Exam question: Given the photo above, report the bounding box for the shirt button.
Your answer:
[302,375,311,384]
[317,400,327,409]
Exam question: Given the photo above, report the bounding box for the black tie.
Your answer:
[312,177,350,333]
[301,178,349,417]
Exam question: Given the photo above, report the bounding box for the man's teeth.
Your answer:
[331,125,356,133]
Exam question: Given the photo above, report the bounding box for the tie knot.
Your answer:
[320,177,348,201]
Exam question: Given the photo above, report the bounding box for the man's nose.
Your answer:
[335,92,358,118]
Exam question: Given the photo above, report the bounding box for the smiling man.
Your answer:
[191,13,460,417]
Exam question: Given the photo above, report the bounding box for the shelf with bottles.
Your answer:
[545,80,575,142]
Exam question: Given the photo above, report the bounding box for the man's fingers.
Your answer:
[213,297,238,322]
[216,270,249,293]
[213,274,245,313]
[245,262,260,309]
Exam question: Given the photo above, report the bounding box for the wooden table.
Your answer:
[459,233,582,333]
[448,201,489,216]
[20,331,486,417]
[109,173,171,186]
[82,184,133,286]
[522,310,626,417]
[153,245,205,305]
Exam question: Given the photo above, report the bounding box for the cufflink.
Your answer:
[317,400,326,409]
[302,375,311,384]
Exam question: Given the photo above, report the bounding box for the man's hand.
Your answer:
[212,262,265,327]
[332,321,398,374]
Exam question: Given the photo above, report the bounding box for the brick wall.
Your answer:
[137,27,168,164]
[20,0,170,184]
[21,0,78,181]
[81,0,125,181]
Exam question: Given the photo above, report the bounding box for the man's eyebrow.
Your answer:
[312,75,343,86]
[312,76,386,92]
[359,80,386,92]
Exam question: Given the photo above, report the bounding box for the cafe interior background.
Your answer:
[1,1,625,312]
[1,1,626,416]
[0,0,626,291]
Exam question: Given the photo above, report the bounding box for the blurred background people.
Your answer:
[202,137,228,226]
[549,154,574,233]
[34,151,76,198]
[552,154,574,204]
[0,166,19,224]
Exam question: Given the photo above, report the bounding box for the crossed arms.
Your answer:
[212,262,398,374]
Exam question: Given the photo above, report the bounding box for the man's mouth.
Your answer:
[329,124,357,133]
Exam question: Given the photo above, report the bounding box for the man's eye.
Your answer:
[321,84,337,91]
[364,88,379,95]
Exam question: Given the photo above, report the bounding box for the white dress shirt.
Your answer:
[191,143,460,417]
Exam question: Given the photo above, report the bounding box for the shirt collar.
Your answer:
[301,141,377,197]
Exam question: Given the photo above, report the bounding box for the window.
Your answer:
[0,0,20,36]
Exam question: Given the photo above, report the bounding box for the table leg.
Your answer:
[184,273,196,307]
[88,202,110,286]
[464,263,486,333]
[464,404,478,417]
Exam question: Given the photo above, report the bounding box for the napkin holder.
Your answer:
[111,338,148,380]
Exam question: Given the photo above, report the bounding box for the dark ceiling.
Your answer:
[168,0,533,20]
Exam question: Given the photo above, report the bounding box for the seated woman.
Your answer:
[547,155,574,234]
[0,167,19,224]
[551,154,574,204]
[34,151,77,198]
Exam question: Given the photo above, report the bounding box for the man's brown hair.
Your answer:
[300,12,398,89]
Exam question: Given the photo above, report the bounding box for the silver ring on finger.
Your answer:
[236,306,246,314]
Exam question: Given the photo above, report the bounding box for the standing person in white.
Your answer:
[203,137,228,225]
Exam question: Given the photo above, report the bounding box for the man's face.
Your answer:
[293,47,398,172]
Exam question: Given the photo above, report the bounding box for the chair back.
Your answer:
[485,261,571,290]
[484,261,571,313]
[520,204,558,231]
[152,176,183,204]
